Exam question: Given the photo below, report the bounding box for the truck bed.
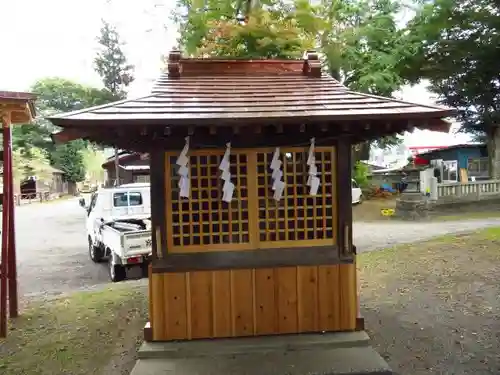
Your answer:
[100,218,152,259]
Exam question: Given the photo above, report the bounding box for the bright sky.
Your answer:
[1,0,471,147]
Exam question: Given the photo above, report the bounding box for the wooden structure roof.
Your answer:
[0,91,37,124]
[50,51,455,150]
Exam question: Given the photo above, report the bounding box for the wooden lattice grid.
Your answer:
[256,148,335,246]
[166,151,251,252]
[165,147,336,253]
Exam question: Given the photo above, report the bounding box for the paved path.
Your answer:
[354,218,500,253]
[3,198,500,300]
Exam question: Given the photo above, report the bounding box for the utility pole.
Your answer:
[114,148,120,186]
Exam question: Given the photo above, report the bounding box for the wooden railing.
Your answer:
[437,180,500,199]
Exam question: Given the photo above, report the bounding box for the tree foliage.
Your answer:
[174,0,406,155]
[11,78,111,184]
[94,20,135,100]
[50,140,87,183]
[401,0,500,176]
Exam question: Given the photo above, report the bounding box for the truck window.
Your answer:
[113,192,143,207]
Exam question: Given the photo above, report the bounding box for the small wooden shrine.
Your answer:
[0,91,37,338]
[50,51,453,342]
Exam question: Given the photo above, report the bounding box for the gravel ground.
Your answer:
[3,197,500,300]
[359,231,500,375]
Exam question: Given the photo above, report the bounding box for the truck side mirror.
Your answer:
[79,197,86,208]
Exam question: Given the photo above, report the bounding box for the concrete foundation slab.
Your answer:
[130,331,394,375]
[138,331,371,359]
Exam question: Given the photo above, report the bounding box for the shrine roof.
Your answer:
[48,51,454,130]
[0,91,37,124]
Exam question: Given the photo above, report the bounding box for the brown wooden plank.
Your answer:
[140,93,363,102]
[95,102,412,115]
[297,266,319,332]
[317,265,341,331]
[230,269,254,336]
[254,268,277,335]
[212,270,232,337]
[338,263,357,331]
[118,97,382,108]
[151,273,165,341]
[149,84,349,95]
[154,76,339,83]
[77,106,441,121]
[152,245,348,273]
[276,267,298,334]
[188,271,213,339]
[164,273,189,340]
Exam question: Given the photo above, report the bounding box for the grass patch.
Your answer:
[357,227,500,374]
[431,210,500,221]
[0,283,147,375]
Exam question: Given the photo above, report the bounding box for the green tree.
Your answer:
[50,140,87,183]
[400,0,500,177]
[12,77,112,184]
[174,0,407,160]
[94,20,135,100]
[94,19,135,185]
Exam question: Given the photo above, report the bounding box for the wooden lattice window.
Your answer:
[256,148,335,247]
[165,147,336,253]
[166,152,251,252]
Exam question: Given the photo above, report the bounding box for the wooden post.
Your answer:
[0,111,11,337]
[6,122,18,318]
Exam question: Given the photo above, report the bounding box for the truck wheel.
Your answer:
[89,237,104,263]
[109,255,126,282]
[140,262,149,278]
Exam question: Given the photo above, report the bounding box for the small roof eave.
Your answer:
[0,90,37,124]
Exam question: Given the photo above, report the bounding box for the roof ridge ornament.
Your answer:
[167,49,182,78]
[303,50,322,78]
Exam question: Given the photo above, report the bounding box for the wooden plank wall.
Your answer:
[150,264,357,341]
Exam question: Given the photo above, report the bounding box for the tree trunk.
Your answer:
[487,126,500,180]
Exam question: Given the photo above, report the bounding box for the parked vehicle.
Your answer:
[352,179,363,204]
[79,183,152,282]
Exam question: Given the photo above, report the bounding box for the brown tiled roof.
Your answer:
[48,52,454,129]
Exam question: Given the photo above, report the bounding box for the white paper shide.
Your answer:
[270,147,285,201]
[307,138,320,196]
[176,136,190,198]
[219,143,235,203]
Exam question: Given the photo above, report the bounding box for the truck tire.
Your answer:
[88,237,104,263]
[140,262,149,278]
[109,254,126,282]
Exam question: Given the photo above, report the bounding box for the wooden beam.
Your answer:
[151,245,349,273]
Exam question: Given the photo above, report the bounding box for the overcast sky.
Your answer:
[1,0,471,147]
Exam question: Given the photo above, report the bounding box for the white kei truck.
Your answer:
[79,183,153,282]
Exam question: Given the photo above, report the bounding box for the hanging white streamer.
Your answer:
[176,136,190,198]
[269,147,285,201]
[219,142,235,203]
[307,138,320,196]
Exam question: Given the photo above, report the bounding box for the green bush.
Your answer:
[354,161,370,188]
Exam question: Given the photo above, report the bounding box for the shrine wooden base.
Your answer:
[147,263,357,342]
